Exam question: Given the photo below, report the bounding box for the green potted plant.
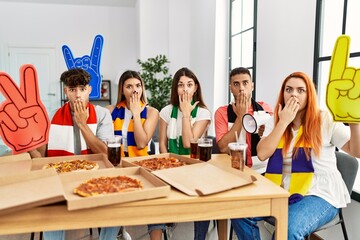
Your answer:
[137,55,172,112]
[137,55,172,142]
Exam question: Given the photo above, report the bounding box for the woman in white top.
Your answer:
[159,67,211,154]
[231,72,360,240]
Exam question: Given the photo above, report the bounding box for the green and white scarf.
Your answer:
[168,105,199,154]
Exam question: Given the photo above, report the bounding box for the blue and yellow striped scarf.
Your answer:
[112,101,148,157]
[265,126,314,204]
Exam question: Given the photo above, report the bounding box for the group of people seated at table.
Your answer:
[1,64,359,240]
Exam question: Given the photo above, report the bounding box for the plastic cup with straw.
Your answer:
[231,130,248,170]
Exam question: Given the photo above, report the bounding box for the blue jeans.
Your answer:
[231,195,339,240]
[148,223,166,233]
[194,221,210,240]
[43,227,120,240]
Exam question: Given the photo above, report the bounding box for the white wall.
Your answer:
[256,0,317,108]
[0,1,138,107]
[192,0,229,135]
[137,0,169,60]
[136,0,228,136]
[0,0,228,136]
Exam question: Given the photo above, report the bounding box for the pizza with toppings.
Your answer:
[42,159,99,173]
[132,157,186,171]
[74,175,143,197]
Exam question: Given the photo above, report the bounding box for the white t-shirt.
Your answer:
[160,104,212,139]
[264,111,351,208]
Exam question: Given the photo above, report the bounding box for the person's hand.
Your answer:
[278,97,299,126]
[179,91,198,117]
[62,35,103,100]
[73,99,89,127]
[327,35,360,122]
[0,65,50,154]
[232,90,250,117]
[129,92,145,116]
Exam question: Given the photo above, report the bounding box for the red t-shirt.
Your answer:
[214,101,273,166]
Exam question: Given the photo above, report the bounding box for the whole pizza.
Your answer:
[74,175,143,197]
[133,157,186,171]
[42,159,99,173]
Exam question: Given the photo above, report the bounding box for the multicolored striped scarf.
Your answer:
[227,99,264,167]
[168,105,198,155]
[47,102,97,156]
[265,126,314,204]
[112,101,148,157]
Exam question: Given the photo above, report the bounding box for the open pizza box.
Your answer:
[152,162,257,196]
[60,167,171,211]
[0,168,65,215]
[0,153,32,176]
[0,159,32,176]
[122,153,202,171]
[0,152,31,163]
[31,153,114,172]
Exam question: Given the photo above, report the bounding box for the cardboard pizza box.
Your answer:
[122,153,202,171]
[31,153,114,172]
[0,168,65,215]
[0,152,31,163]
[0,152,32,176]
[60,167,171,211]
[152,162,256,196]
[0,159,32,176]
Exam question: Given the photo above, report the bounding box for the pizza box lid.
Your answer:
[0,159,32,176]
[31,153,114,172]
[0,153,32,176]
[0,168,65,215]
[152,162,256,196]
[60,167,171,211]
[122,153,202,171]
[0,152,31,162]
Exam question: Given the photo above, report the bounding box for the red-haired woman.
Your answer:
[231,72,360,239]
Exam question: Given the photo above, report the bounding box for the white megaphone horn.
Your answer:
[242,111,271,134]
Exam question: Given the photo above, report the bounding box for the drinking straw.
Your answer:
[235,131,239,142]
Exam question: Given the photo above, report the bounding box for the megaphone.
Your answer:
[242,111,271,134]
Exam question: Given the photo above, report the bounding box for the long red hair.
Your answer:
[274,72,322,159]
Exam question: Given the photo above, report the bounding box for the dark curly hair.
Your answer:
[60,68,91,87]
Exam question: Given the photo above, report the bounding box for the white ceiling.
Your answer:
[0,0,137,7]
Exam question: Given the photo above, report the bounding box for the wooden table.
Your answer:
[0,154,289,239]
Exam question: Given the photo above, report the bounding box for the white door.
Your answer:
[7,46,59,112]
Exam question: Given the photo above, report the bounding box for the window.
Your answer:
[313,0,360,109]
[229,0,257,98]
[313,0,360,199]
